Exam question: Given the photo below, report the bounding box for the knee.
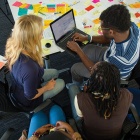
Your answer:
[49,105,66,125]
[52,69,59,77]
[56,79,65,90]
[71,63,78,74]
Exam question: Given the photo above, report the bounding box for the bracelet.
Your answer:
[32,132,41,138]
[87,35,92,43]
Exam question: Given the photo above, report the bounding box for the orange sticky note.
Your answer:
[0,62,4,69]
[93,18,100,24]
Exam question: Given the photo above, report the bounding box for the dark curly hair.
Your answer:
[86,62,120,119]
[99,4,131,32]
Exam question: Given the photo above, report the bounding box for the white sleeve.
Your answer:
[74,95,83,117]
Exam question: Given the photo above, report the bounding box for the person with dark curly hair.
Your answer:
[66,4,140,87]
[68,61,133,140]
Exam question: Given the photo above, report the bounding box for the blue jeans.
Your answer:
[28,105,66,138]
[68,84,81,121]
[127,88,140,116]
[41,69,65,100]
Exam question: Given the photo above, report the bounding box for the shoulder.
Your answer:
[119,88,133,102]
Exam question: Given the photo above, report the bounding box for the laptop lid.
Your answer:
[50,9,76,44]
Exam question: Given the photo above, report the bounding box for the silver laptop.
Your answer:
[50,9,87,56]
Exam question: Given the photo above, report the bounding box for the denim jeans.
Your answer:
[71,44,108,83]
[41,69,65,100]
[68,84,81,121]
[28,105,66,138]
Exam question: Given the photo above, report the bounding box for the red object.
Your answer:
[84,25,92,28]
[85,5,94,11]
[135,12,140,18]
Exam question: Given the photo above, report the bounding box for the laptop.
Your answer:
[50,9,87,56]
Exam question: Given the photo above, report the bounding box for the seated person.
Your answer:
[5,15,65,110]
[68,61,133,140]
[66,4,140,86]
[19,105,82,140]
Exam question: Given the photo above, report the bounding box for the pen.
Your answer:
[84,25,92,28]
[54,12,61,14]
[38,12,46,16]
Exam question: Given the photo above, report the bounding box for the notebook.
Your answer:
[50,9,87,56]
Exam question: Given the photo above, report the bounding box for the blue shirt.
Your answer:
[104,22,140,80]
[11,54,44,110]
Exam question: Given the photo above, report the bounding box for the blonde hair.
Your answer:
[5,14,44,70]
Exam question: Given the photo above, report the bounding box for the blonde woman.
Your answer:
[5,15,65,110]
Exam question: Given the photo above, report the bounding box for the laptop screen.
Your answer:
[50,9,76,43]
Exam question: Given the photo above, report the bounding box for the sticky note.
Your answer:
[85,5,94,11]
[92,0,100,4]
[20,3,30,9]
[33,4,41,13]
[93,18,100,24]
[137,23,140,28]
[18,8,28,16]
[108,0,113,2]
[42,48,50,55]
[44,20,53,28]
[28,5,33,10]
[12,1,22,7]
[129,2,140,8]
[39,7,48,13]
[78,10,86,16]
[135,12,140,18]
[41,39,52,46]
[56,4,66,14]
[0,62,5,69]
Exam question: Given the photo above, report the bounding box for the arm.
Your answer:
[32,79,56,99]
[67,41,94,71]
[72,33,110,44]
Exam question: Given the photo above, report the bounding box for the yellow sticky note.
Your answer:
[42,48,50,55]
[73,10,77,16]
[56,4,66,14]
[39,7,48,13]
[62,2,71,12]
[93,18,100,24]
[33,4,41,13]
[44,20,53,28]
[137,23,140,28]
[78,10,86,16]
[41,39,52,46]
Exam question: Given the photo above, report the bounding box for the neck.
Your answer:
[114,30,130,43]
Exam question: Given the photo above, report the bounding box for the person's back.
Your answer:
[77,88,132,140]
[73,62,133,140]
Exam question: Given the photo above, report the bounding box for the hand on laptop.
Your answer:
[72,33,88,42]
[67,41,82,53]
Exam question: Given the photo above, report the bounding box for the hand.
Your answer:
[35,124,54,135]
[55,121,74,136]
[67,41,82,53]
[72,33,87,42]
[45,79,56,91]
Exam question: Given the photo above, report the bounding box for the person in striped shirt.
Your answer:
[66,4,140,86]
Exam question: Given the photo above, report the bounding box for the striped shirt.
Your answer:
[104,22,140,80]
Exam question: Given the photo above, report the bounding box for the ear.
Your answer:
[109,29,114,35]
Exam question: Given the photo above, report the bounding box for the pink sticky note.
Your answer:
[12,1,22,7]
[92,0,100,3]
[108,0,113,2]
